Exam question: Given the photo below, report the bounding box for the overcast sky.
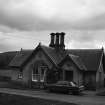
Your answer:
[0,0,105,52]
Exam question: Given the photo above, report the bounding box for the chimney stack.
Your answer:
[49,32,65,49]
[49,33,55,48]
[60,32,65,49]
[55,32,60,48]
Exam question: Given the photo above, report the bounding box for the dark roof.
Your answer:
[9,50,33,67]
[42,46,103,71]
[40,45,66,65]
[68,54,87,70]
[58,54,86,70]
[0,51,17,69]
[9,45,66,67]
[9,44,103,71]
[67,49,103,71]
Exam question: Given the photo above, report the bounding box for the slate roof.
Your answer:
[35,45,86,70]
[67,49,103,71]
[8,44,104,71]
[67,54,87,70]
[40,45,66,65]
[9,45,66,68]
[0,51,17,69]
[58,53,86,70]
[9,50,33,67]
[40,46,103,71]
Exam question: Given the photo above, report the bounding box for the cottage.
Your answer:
[0,32,105,90]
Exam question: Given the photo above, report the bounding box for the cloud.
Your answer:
[0,0,105,51]
[0,29,51,52]
[66,30,105,49]
[0,0,105,30]
[0,29,105,52]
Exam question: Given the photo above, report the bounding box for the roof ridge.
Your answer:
[20,49,33,51]
[66,49,103,51]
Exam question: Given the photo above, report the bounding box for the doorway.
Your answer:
[65,71,73,81]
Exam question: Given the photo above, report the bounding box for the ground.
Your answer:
[0,88,105,105]
[0,93,76,105]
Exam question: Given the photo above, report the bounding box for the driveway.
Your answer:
[0,88,104,105]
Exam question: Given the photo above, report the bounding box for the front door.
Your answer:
[65,71,73,81]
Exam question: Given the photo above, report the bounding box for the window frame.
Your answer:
[18,71,23,79]
[32,65,47,82]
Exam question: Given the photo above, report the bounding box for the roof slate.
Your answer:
[68,54,87,70]
[40,45,66,65]
[8,45,103,71]
[9,50,33,67]
[0,51,17,69]
[67,49,103,71]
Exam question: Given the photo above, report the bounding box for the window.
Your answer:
[40,66,47,82]
[32,65,47,82]
[32,66,40,82]
[32,74,40,82]
[18,72,23,79]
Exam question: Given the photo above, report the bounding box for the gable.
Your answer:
[61,59,77,71]
[59,54,86,71]
[30,49,54,69]
[27,44,66,67]
[9,44,59,68]
[67,49,103,71]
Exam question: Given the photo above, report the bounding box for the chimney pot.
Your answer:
[55,32,60,47]
[49,33,55,47]
[60,32,65,49]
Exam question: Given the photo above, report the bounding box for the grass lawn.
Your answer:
[0,93,78,105]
